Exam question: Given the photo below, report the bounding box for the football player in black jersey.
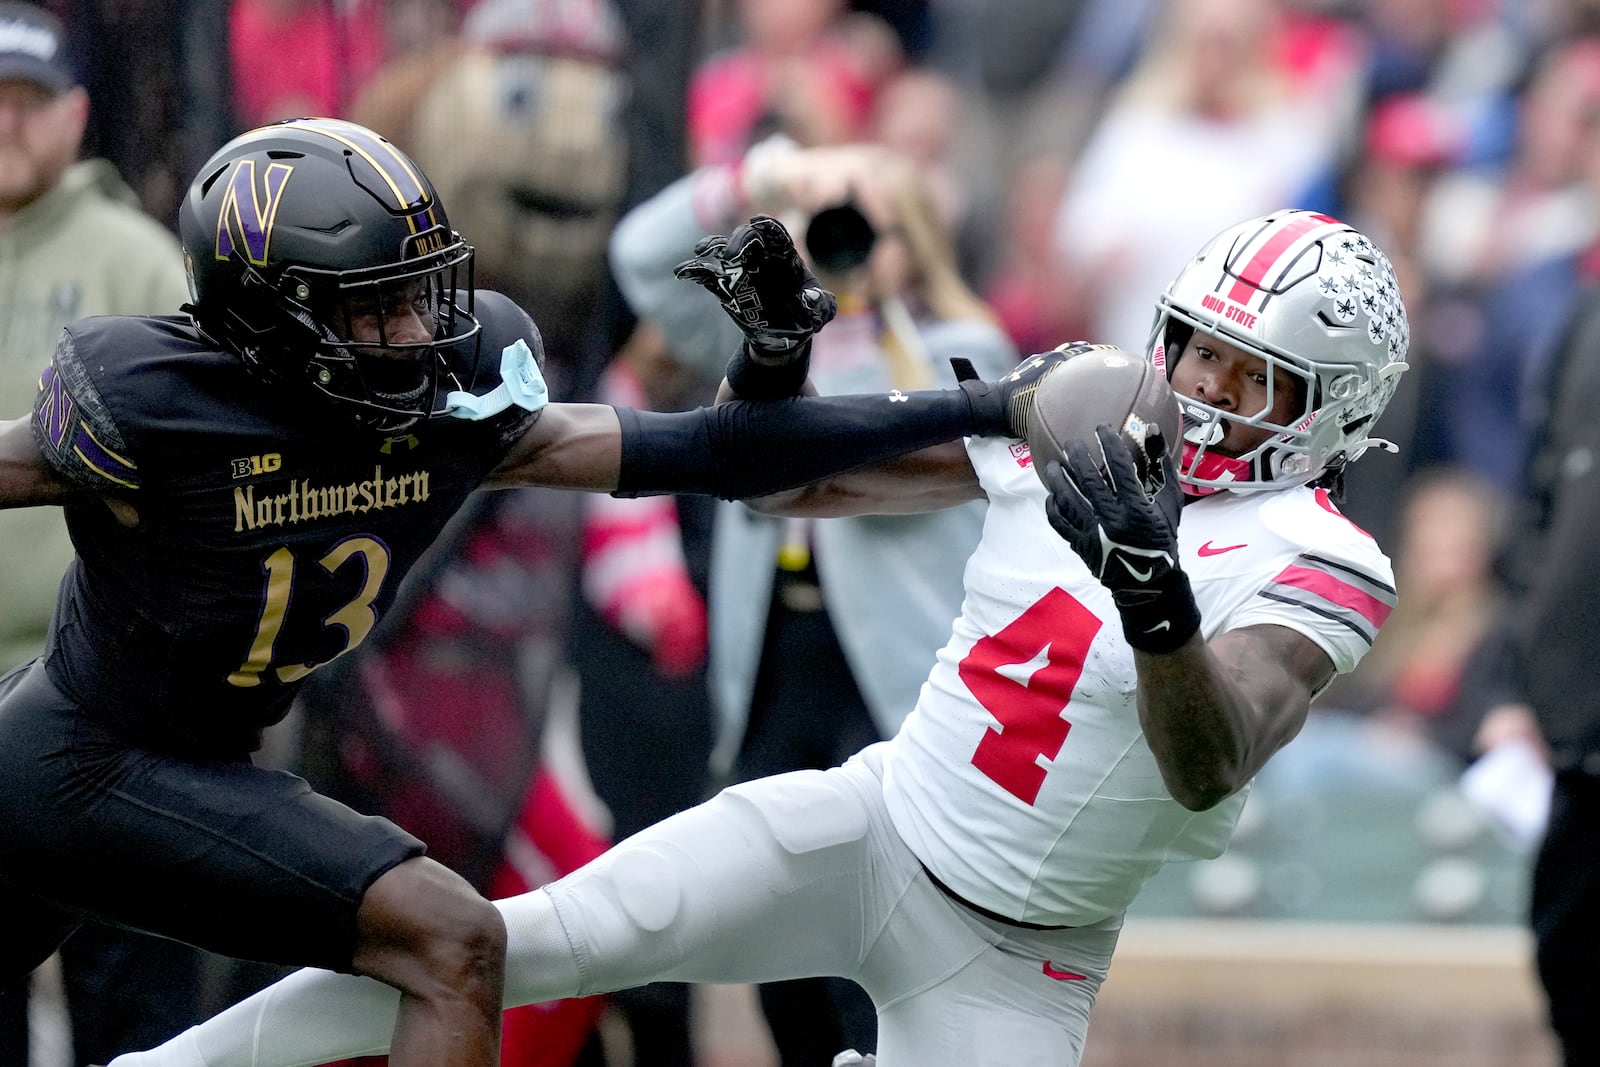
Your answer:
[0,118,1061,1066]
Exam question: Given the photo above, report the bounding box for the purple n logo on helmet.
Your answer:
[215,160,294,267]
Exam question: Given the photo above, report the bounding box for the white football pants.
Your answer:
[110,743,1120,1067]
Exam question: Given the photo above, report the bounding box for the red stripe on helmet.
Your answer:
[1226,213,1340,307]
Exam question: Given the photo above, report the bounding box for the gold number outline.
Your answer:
[227,536,392,688]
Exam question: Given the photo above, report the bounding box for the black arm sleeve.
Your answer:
[614,389,980,499]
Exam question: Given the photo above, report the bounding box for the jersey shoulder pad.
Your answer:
[457,289,548,451]
[1248,486,1397,654]
[32,322,142,493]
[473,290,547,372]
[1256,486,1394,582]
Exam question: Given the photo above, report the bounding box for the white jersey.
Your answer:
[881,435,1396,927]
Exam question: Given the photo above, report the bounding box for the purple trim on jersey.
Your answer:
[72,422,139,489]
[1257,552,1396,645]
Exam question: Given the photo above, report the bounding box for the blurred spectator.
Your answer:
[981,151,1091,358]
[228,0,389,126]
[327,4,696,1060]
[868,64,962,216]
[1332,91,1469,541]
[1343,92,1469,298]
[610,137,1017,1064]
[1320,468,1507,765]
[1363,0,1526,119]
[0,3,210,1061]
[1051,0,1364,351]
[413,7,708,1057]
[1464,218,1600,1067]
[688,0,892,165]
[1453,75,1600,1060]
[62,0,226,228]
[294,484,604,1067]
[923,0,1155,297]
[395,0,630,394]
[1414,37,1600,488]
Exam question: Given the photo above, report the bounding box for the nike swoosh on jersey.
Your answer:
[1042,961,1089,981]
[1197,541,1248,556]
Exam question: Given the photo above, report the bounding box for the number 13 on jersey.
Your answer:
[960,588,1102,805]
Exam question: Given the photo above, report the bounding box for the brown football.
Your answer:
[1025,346,1182,490]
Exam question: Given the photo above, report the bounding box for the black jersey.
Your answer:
[29,291,544,755]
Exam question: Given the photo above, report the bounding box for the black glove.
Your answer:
[1041,424,1200,653]
[952,342,1099,439]
[674,215,838,400]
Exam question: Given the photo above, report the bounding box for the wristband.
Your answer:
[955,377,1010,437]
[1113,569,1202,654]
[724,340,813,401]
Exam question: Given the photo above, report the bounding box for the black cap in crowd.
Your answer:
[0,3,74,94]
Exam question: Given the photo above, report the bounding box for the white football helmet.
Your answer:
[1147,209,1410,494]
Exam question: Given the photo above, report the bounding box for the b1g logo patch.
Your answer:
[1010,441,1033,469]
[231,453,282,479]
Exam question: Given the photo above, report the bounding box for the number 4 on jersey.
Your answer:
[961,588,1102,805]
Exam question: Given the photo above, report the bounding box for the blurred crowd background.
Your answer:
[14,0,1600,1064]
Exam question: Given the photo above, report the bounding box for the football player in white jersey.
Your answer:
[109,209,1408,1067]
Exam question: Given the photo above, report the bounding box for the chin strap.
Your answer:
[445,339,549,420]
[1344,436,1399,462]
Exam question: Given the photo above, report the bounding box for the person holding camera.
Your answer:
[607,135,1018,1062]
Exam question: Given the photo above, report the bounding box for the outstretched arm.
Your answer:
[0,417,74,508]
[742,440,982,518]
[489,386,992,497]
[489,337,1070,501]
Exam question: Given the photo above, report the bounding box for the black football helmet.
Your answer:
[179,117,483,432]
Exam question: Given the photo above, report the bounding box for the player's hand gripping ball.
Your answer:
[1024,345,1181,495]
[949,340,1111,439]
[1031,348,1185,600]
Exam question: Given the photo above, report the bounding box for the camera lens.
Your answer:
[805,202,877,273]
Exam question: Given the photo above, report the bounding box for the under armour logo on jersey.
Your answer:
[380,434,420,454]
[889,390,908,403]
